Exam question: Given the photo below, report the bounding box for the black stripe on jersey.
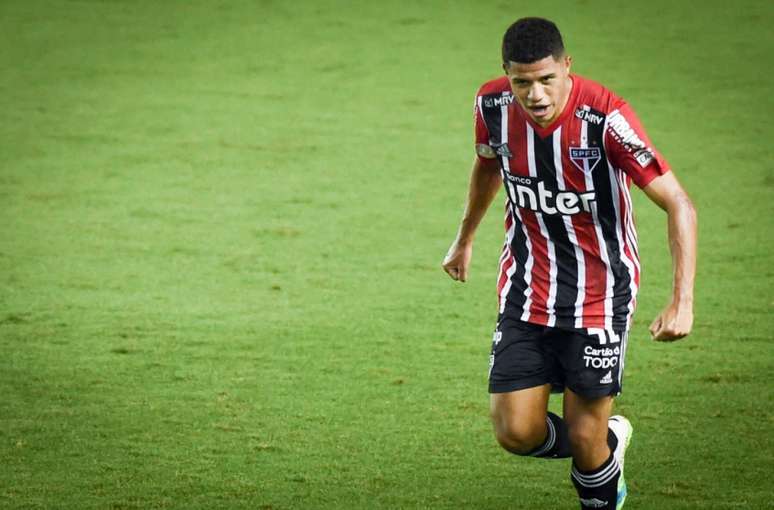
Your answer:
[479,93,513,150]
[504,202,530,312]
[478,99,530,313]
[587,121,632,328]
[530,132,579,329]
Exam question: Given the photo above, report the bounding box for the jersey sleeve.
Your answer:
[604,102,670,188]
[473,95,498,165]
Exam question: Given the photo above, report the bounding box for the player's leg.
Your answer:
[490,384,551,454]
[564,390,627,509]
[563,390,612,470]
[557,328,632,509]
[488,317,572,458]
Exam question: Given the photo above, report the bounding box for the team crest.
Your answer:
[569,147,601,173]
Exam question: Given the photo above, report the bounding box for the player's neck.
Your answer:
[536,75,574,129]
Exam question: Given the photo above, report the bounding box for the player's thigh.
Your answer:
[490,383,552,436]
[489,317,558,393]
[563,387,613,468]
[562,387,613,426]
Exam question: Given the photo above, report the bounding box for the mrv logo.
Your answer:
[583,345,620,369]
[483,94,514,108]
[574,106,604,125]
[503,175,596,216]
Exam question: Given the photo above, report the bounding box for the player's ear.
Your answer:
[564,55,572,72]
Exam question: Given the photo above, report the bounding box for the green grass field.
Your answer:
[2,1,773,508]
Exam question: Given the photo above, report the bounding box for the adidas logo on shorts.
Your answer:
[600,371,613,384]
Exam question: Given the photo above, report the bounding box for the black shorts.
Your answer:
[488,315,629,399]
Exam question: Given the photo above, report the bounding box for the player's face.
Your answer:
[504,55,573,128]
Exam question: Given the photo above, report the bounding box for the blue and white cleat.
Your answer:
[609,415,633,509]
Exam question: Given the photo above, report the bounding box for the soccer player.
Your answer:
[442,18,696,510]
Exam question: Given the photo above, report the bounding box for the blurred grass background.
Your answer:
[1,1,773,508]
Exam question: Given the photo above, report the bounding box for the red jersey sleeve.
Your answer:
[605,102,670,188]
[473,96,498,165]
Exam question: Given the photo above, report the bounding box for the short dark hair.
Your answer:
[502,17,565,64]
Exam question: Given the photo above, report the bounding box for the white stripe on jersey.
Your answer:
[617,330,629,387]
[499,105,534,318]
[601,125,639,330]
[606,163,637,328]
[581,119,615,331]
[552,128,587,329]
[617,169,641,303]
[526,124,558,326]
[617,168,640,263]
[498,211,517,314]
[497,208,511,267]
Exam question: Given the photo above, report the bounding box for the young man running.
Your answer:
[442,17,696,510]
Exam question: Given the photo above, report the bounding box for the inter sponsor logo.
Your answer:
[503,176,596,216]
[569,146,602,173]
[483,94,514,108]
[574,106,604,125]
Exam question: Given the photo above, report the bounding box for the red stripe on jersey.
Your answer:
[497,251,515,305]
[496,208,515,300]
[575,219,608,329]
[558,117,610,329]
[521,210,551,326]
[615,169,640,328]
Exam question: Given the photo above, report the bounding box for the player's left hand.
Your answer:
[649,300,693,342]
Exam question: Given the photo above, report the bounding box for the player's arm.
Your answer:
[442,157,501,282]
[641,172,697,341]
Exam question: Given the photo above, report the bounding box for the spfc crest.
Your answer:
[569,147,601,173]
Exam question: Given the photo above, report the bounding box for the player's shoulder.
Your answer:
[474,76,513,114]
[572,74,627,115]
[476,75,511,98]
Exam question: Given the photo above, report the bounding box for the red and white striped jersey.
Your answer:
[474,74,670,331]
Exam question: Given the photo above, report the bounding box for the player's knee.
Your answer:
[492,417,545,455]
